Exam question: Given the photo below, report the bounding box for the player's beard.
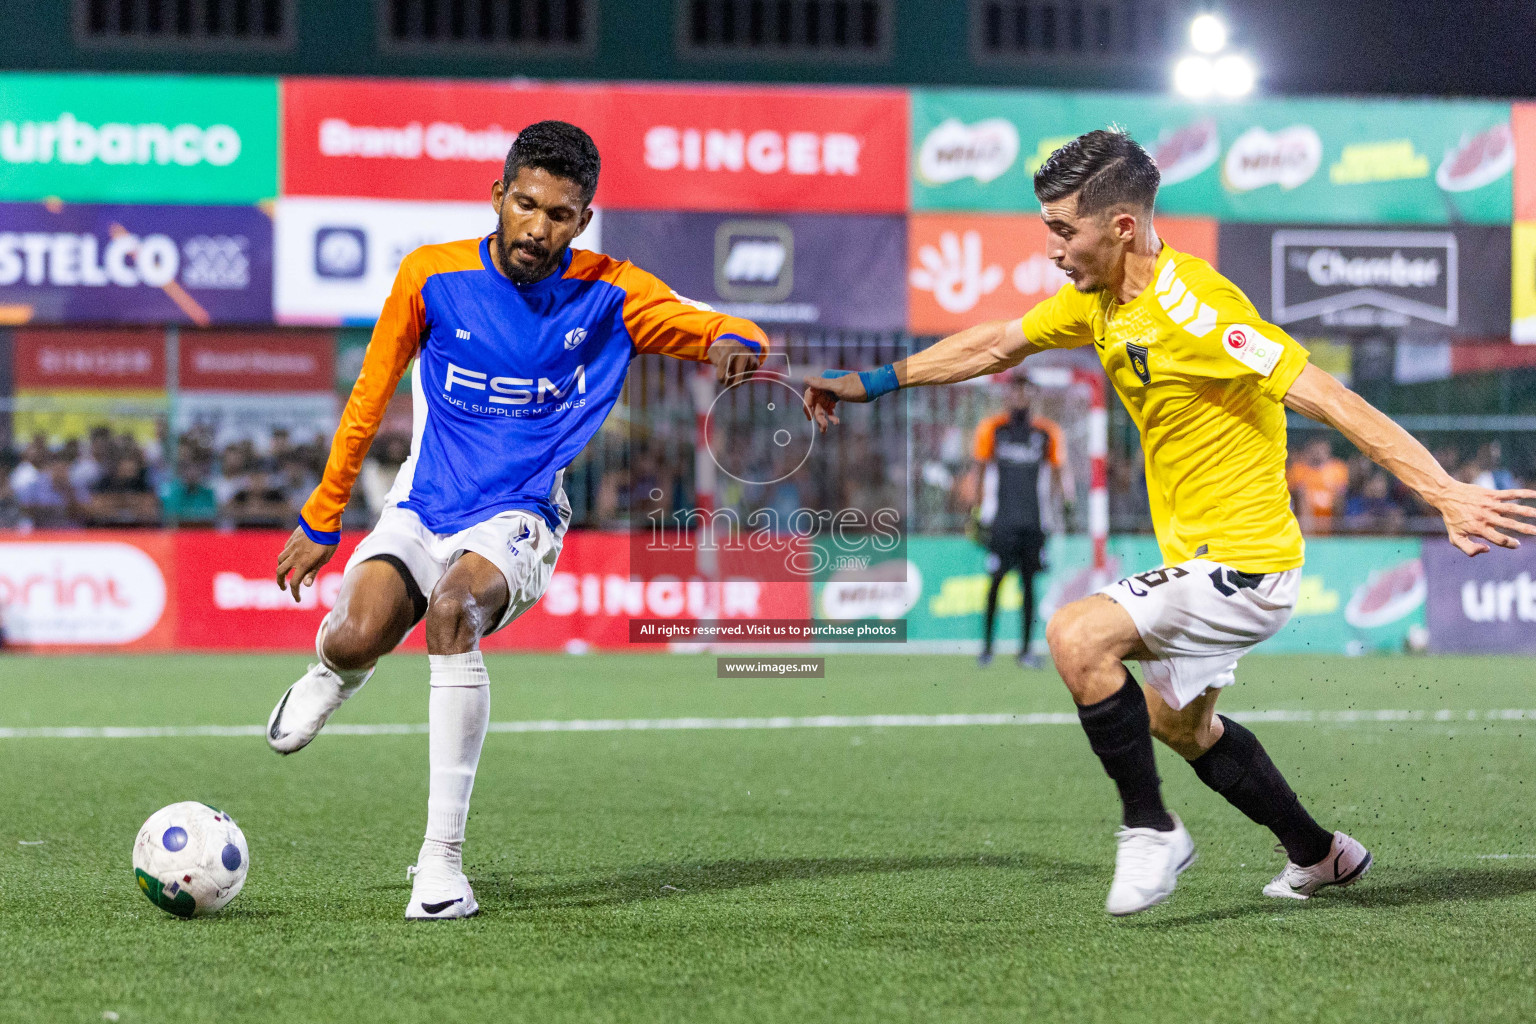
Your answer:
[494,222,563,285]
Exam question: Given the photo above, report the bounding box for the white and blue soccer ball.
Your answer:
[132,802,249,918]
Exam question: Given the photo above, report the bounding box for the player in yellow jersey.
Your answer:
[805,129,1536,916]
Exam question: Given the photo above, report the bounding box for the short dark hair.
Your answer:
[502,120,601,205]
[1033,128,1159,217]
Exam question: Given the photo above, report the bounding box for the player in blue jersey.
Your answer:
[265,122,767,919]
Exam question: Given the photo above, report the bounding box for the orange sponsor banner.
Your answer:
[907,213,1218,335]
[1514,104,1536,221]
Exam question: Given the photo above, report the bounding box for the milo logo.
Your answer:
[0,113,241,168]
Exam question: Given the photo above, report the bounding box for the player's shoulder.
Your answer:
[399,237,485,281]
[1029,414,1063,435]
[565,248,657,292]
[975,412,1009,439]
[1158,245,1250,307]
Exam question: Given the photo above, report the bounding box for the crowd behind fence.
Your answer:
[4,398,1529,539]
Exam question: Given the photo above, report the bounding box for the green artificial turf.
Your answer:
[1,653,1534,1023]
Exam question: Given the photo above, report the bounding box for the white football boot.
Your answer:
[1105,815,1197,916]
[1263,831,1372,900]
[266,620,373,754]
[405,861,479,920]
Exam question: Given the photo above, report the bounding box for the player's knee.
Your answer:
[424,589,482,651]
[1045,605,1099,677]
[322,616,381,672]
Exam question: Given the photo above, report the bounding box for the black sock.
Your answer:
[1190,715,1334,867]
[1076,673,1175,832]
[982,570,1005,654]
[1020,572,1036,651]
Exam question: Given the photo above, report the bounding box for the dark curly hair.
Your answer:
[503,120,601,205]
[1033,127,1159,216]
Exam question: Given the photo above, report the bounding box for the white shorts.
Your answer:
[347,505,563,633]
[1098,558,1300,711]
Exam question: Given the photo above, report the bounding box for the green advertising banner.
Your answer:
[818,535,1424,656]
[1265,537,1425,655]
[0,73,278,204]
[912,89,1512,224]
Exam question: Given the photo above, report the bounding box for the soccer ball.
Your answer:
[132,802,249,918]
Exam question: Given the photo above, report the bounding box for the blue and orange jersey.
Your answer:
[299,236,768,541]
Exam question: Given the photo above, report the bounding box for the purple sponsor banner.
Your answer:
[1424,539,1536,654]
[0,202,272,326]
[601,212,907,332]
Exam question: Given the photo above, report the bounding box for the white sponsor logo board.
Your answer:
[0,542,166,644]
[275,198,604,324]
[174,390,339,448]
[916,118,1020,185]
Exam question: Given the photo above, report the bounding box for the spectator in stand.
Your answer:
[278,451,319,515]
[1344,472,1406,533]
[0,478,21,528]
[212,445,252,511]
[0,450,23,528]
[88,449,160,526]
[8,433,51,497]
[1288,437,1349,535]
[223,461,292,528]
[70,426,114,493]
[159,458,218,524]
[261,426,296,473]
[1470,441,1518,491]
[143,418,172,492]
[16,452,87,527]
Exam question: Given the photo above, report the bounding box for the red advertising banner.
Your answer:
[598,85,908,213]
[908,214,1219,335]
[12,327,166,389]
[167,529,810,652]
[280,78,908,213]
[179,330,335,392]
[0,531,176,650]
[281,78,610,203]
[172,529,365,651]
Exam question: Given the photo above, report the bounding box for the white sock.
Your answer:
[315,615,373,689]
[419,651,490,873]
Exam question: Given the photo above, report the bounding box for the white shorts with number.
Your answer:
[1097,558,1300,711]
[346,505,563,633]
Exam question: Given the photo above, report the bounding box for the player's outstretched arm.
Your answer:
[1283,362,1536,556]
[277,252,425,600]
[801,318,1039,432]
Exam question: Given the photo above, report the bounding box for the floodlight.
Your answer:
[1212,53,1257,98]
[1173,55,1216,99]
[1189,13,1228,54]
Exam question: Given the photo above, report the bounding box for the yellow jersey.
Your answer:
[1021,243,1309,573]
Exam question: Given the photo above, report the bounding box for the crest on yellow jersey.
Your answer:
[1126,342,1152,385]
